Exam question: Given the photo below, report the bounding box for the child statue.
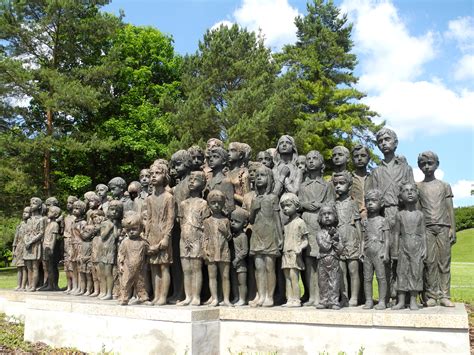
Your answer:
[71,200,88,295]
[272,135,301,197]
[227,142,251,206]
[63,196,78,293]
[280,193,309,307]
[298,150,335,306]
[43,196,63,291]
[361,189,390,310]
[117,211,150,306]
[78,224,95,296]
[24,197,46,291]
[98,199,123,300]
[351,144,371,220]
[256,150,274,169]
[127,181,145,215]
[203,190,232,307]
[86,192,101,224]
[249,165,283,307]
[207,146,235,215]
[392,183,427,310]
[230,207,250,306]
[416,151,456,307]
[89,209,105,297]
[177,171,210,306]
[188,145,205,172]
[41,206,61,291]
[12,207,30,291]
[139,169,151,199]
[366,128,414,302]
[333,171,362,307]
[316,204,343,310]
[204,138,224,181]
[145,162,175,305]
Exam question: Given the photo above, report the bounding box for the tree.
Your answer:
[171,24,291,153]
[95,24,182,178]
[278,0,380,160]
[0,0,122,197]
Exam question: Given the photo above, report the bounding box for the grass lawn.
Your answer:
[0,267,67,290]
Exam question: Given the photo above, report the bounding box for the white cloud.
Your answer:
[445,16,474,52]
[452,180,474,199]
[212,0,300,51]
[341,0,474,139]
[454,54,474,81]
[413,168,445,183]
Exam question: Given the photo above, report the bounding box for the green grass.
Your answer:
[452,228,474,263]
[0,267,67,289]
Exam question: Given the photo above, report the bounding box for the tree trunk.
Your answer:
[43,109,53,197]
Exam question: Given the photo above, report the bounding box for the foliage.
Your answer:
[0,215,19,267]
[171,24,290,153]
[278,0,381,162]
[454,206,474,231]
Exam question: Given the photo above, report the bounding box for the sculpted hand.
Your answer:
[449,228,456,245]
[280,165,290,179]
[158,237,169,250]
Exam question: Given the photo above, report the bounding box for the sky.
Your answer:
[103,0,474,207]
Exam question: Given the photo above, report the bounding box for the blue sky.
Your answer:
[104,0,473,207]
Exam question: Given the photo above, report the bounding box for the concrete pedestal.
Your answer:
[0,290,469,354]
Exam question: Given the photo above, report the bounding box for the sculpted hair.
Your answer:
[108,177,127,190]
[128,181,142,193]
[210,146,228,165]
[67,195,79,203]
[122,211,143,230]
[333,171,353,187]
[207,189,226,203]
[95,184,108,192]
[417,151,439,165]
[332,145,350,159]
[48,206,61,218]
[73,200,87,213]
[149,162,170,186]
[188,145,204,156]
[306,150,325,172]
[352,144,370,156]
[376,127,398,144]
[108,199,124,217]
[45,197,59,206]
[231,207,250,224]
[318,203,338,226]
[255,165,274,194]
[365,189,383,203]
[280,193,301,211]
[171,149,192,170]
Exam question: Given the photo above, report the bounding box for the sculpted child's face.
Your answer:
[418,157,438,177]
[47,209,58,219]
[353,149,369,169]
[139,170,150,187]
[172,159,188,177]
[109,184,123,198]
[297,156,306,170]
[188,173,205,192]
[365,196,382,214]
[107,205,120,220]
[22,208,30,221]
[66,199,75,212]
[228,144,241,163]
[72,206,84,218]
[377,133,397,155]
[126,226,141,239]
[257,152,273,168]
[400,185,418,204]
[96,186,108,199]
[190,152,204,170]
[277,137,293,154]
[30,199,42,212]
[320,208,336,226]
[255,168,269,189]
[89,199,99,210]
[306,153,323,172]
[332,149,347,167]
[230,215,246,233]
[208,151,224,170]
[281,200,297,217]
[208,198,224,215]
[333,177,350,196]
[150,167,165,187]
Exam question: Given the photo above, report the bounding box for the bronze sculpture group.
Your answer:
[11,128,456,310]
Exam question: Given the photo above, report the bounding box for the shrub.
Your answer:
[454,206,474,231]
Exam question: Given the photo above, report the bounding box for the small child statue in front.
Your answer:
[98,200,123,300]
[117,211,150,306]
[280,193,308,307]
[41,206,61,291]
[416,151,456,307]
[203,190,233,307]
[12,207,30,291]
[145,162,175,305]
[71,200,88,295]
[78,224,95,296]
[392,183,426,311]
[361,189,390,310]
[316,204,343,310]
[89,209,105,297]
[63,196,78,294]
[177,171,210,306]
[230,207,250,306]
[333,171,362,307]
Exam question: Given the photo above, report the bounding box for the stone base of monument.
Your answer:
[0,290,470,354]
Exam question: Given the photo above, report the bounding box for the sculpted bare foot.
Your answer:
[177,298,191,306]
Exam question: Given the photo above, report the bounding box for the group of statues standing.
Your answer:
[12,128,456,310]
